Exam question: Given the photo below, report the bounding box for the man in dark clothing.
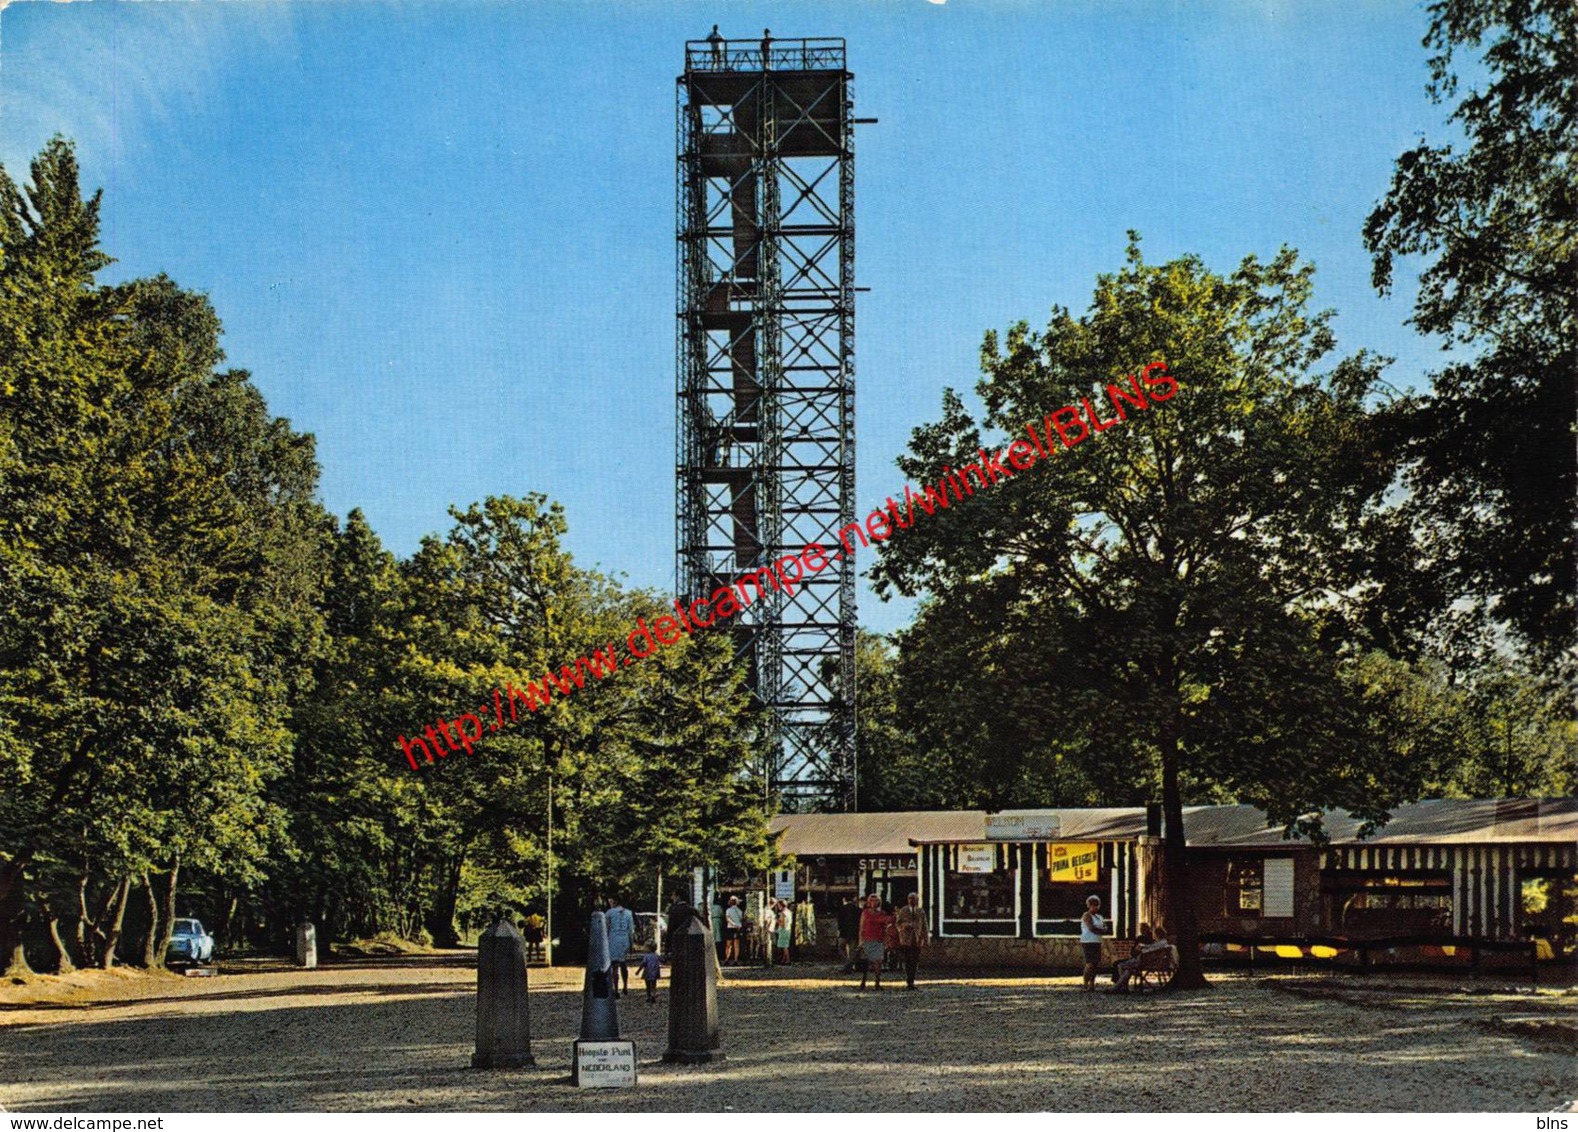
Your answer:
[836,894,862,973]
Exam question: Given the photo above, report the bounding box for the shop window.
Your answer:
[1038,880,1107,921]
[943,871,1014,922]
[1227,860,1263,915]
[1322,873,1452,936]
[1035,843,1110,936]
[1519,872,1578,958]
[1226,857,1295,918]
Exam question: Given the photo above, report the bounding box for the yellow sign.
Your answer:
[1048,842,1099,883]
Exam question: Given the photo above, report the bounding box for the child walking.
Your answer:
[639,943,663,1003]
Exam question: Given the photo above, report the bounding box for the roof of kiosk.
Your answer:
[769,798,1576,857]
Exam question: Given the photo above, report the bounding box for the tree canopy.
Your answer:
[0,139,775,973]
[1364,0,1577,665]
[870,237,1434,986]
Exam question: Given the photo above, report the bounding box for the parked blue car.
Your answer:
[165,918,215,966]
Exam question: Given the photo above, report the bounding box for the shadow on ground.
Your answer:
[1,960,1572,1112]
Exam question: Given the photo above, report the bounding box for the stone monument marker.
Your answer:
[471,918,535,1069]
[293,922,317,968]
[573,909,622,1084]
[662,908,722,1063]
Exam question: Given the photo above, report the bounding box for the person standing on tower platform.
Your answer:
[760,28,773,70]
[707,24,724,69]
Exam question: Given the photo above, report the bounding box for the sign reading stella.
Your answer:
[1048,843,1099,883]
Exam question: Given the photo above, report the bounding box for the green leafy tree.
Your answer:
[854,600,1143,811]
[841,631,925,810]
[871,238,1408,988]
[270,510,428,944]
[1438,656,1576,798]
[391,495,582,945]
[0,140,325,971]
[579,613,774,894]
[0,138,119,971]
[1364,0,1577,664]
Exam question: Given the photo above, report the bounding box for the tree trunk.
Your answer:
[3,936,29,977]
[217,893,237,951]
[425,854,464,948]
[154,856,180,965]
[77,871,107,968]
[76,872,95,968]
[0,858,32,977]
[1160,710,1210,990]
[42,898,75,974]
[141,874,160,967]
[99,876,132,970]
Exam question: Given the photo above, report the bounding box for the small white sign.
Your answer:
[957,844,996,873]
[986,813,1062,841]
[772,868,796,900]
[575,1040,637,1088]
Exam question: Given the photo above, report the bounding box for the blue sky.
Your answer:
[0,0,1445,634]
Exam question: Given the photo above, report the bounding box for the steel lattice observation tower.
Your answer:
[675,34,861,811]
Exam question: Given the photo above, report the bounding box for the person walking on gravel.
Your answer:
[857,893,894,991]
[894,892,929,989]
[605,895,635,998]
[837,894,862,972]
[1079,894,1106,991]
[724,895,744,965]
[710,893,726,960]
[639,943,663,1003]
[773,899,794,965]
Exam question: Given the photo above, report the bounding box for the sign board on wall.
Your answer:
[986,813,1061,841]
[956,844,996,874]
[575,1040,637,1088]
[1262,857,1295,918]
[859,856,917,871]
[1048,842,1099,883]
[772,868,796,900]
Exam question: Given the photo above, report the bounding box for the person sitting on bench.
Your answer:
[1111,926,1173,992]
[1111,922,1153,981]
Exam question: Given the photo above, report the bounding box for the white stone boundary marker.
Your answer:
[574,1039,637,1088]
[472,919,536,1069]
[293,922,317,968]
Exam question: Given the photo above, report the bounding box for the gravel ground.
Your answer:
[1,957,1573,1112]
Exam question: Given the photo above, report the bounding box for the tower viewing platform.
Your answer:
[684,36,846,74]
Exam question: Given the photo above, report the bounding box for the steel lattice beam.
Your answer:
[677,37,857,812]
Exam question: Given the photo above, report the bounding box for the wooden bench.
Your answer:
[1116,941,1177,991]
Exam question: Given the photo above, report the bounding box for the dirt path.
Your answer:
[1,958,1572,1111]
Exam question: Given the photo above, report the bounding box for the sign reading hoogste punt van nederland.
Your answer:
[1049,842,1099,883]
[772,869,796,900]
[957,845,996,874]
[575,1040,637,1088]
[986,813,1062,841]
